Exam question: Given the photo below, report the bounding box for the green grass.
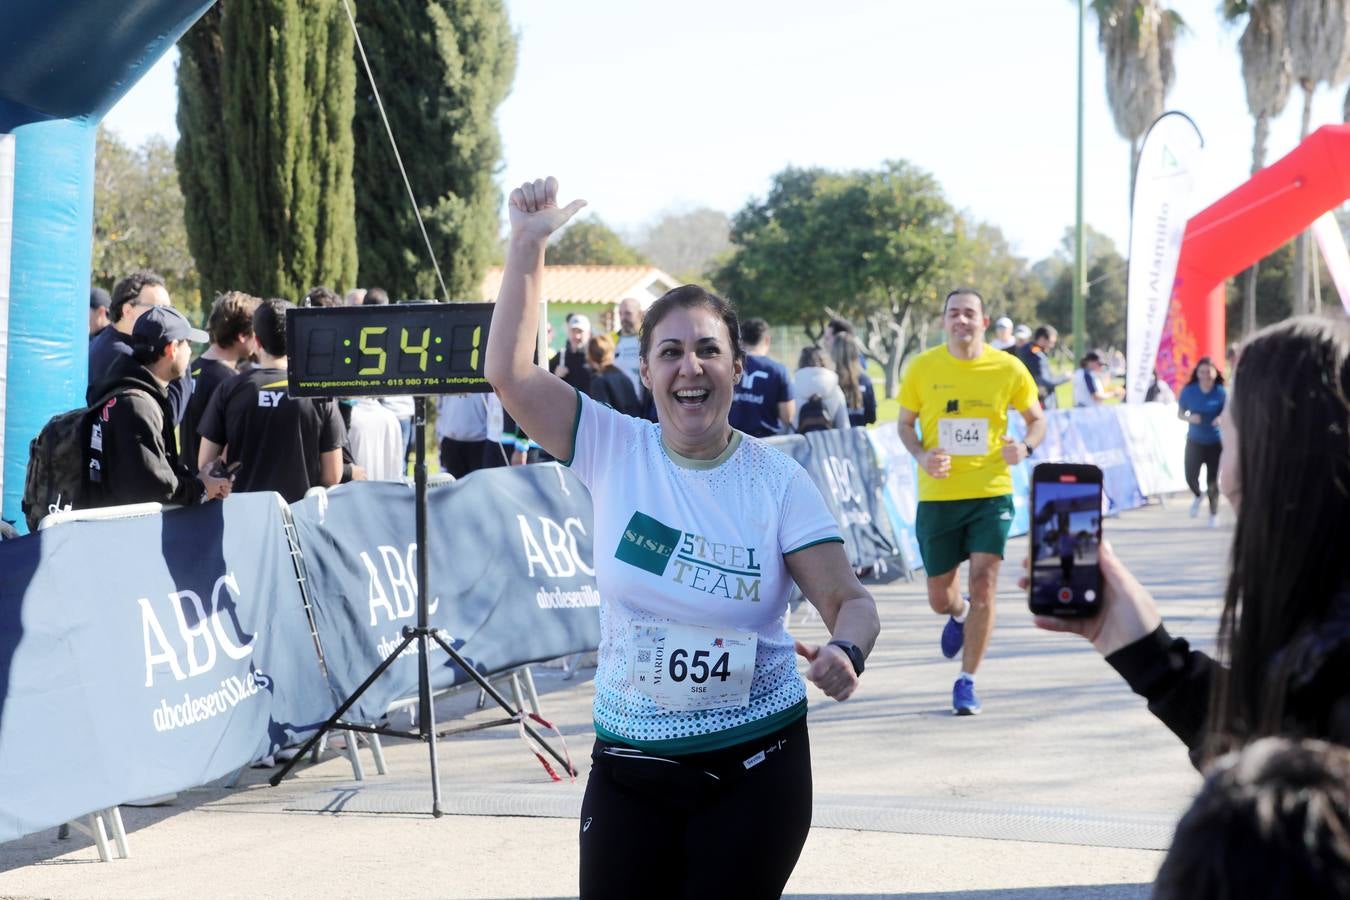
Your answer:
[868,359,900,424]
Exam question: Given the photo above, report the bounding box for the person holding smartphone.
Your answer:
[485,177,880,899]
[1030,314,1350,766]
[897,288,1046,715]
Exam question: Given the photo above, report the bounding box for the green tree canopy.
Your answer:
[638,208,731,283]
[177,0,358,300]
[712,161,961,396]
[550,218,649,266]
[94,129,202,318]
[946,217,1045,330]
[1037,225,1127,352]
[351,0,516,301]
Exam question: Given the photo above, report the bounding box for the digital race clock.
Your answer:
[286,302,494,397]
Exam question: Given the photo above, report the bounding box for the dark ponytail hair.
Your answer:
[1206,315,1350,759]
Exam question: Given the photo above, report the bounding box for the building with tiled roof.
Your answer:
[479,265,681,337]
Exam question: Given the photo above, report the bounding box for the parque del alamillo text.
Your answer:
[286,302,495,397]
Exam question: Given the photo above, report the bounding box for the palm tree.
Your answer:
[1090,0,1185,198]
[1224,1,1293,335]
[1285,0,1350,313]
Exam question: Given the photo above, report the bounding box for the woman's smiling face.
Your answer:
[641,304,743,457]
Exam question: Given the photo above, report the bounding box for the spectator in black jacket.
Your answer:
[90,307,233,508]
[197,299,345,503]
[551,313,593,394]
[586,334,642,416]
[1030,314,1350,767]
[830,333,876,427]
[87,270,193,424]
[1015,325,1069,409]
[181,291,259,476]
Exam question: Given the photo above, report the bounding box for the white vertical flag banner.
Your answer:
[1311,210,1350,313]
[1126,112,1204,405]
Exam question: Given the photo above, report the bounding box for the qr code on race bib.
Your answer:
[637,649,652,663]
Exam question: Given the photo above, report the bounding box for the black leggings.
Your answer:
[1184,439,1222,515]
[579,715,812,900]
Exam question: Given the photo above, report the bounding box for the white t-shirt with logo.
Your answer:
[566,392,842,752]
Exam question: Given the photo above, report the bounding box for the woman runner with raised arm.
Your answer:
[484,177,880,900]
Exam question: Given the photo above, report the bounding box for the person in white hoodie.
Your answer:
[792,346,851,431]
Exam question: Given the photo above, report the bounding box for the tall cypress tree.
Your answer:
[177,0,358,300]
[351,1,516,301]
[176,4,230,302]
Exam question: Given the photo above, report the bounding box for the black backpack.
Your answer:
[20,388,149,532]
[796,394,834,434]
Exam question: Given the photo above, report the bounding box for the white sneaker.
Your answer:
[1208,514,1220,528]
[1190,496,1202,518]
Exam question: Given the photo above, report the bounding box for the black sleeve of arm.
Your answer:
[108,401,201,506]
[589,377,613,408]
[197,381,229,445]
[169,369,192,425]
[320,400,346,452]
[862,378,877,426]
[1106,625,1217,767]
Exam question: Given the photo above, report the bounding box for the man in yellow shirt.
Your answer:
[897,289,1046,715]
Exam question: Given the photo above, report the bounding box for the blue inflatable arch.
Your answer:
[0,0,213,530]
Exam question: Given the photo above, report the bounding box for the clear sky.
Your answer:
[103,0,1348,263]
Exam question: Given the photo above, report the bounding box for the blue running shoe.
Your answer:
[953,676,981,716]
[940,598,968,659]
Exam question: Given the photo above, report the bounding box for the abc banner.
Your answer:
[290,465,601,724]
[767,430,896,568]
[0,492,333,843]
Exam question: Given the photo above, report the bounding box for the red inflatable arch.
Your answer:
[1159,123,1350,386]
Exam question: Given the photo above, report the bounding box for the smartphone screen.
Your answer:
[1028,463,1103,617]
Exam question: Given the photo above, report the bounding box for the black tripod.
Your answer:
[270,395,576,815]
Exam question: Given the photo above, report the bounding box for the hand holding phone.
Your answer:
[1027,540,1163,655]
[1027,462,1103,618]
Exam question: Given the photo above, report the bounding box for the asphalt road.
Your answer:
[0,498,1228,899]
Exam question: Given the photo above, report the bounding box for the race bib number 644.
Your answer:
[937,417,989,456]
[629,622,757,712]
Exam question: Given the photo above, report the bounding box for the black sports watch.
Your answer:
[828,640,865,677]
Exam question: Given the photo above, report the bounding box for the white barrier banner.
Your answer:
[1113,403,1190,496]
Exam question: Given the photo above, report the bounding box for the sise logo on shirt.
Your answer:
[945,399,960,413]
[616,512,681,576]
[616,511,763,602]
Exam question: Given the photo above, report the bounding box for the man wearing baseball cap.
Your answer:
[989,316,1015,350]
[550,312,593,393]
[87,306,232,508]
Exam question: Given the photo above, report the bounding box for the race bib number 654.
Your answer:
[629,622,757,712]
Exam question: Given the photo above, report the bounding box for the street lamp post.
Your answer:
[1073,0,1087,356]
